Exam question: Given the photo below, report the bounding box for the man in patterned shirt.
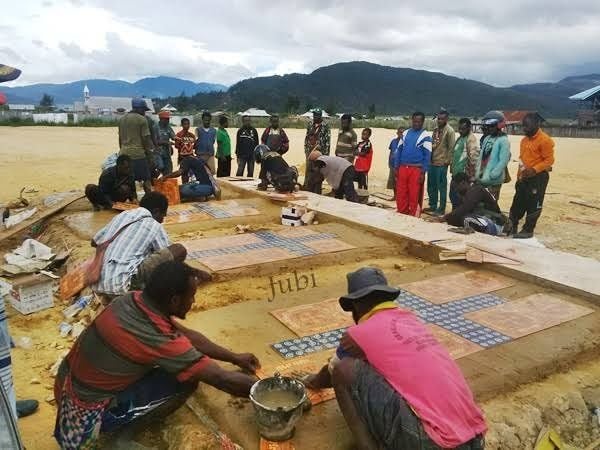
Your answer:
[303,109,331,193]
[91,192,187,299]
[55,260,260,449]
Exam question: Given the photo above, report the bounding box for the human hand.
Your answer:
[234,353,261,373]
[301,373,321,390]
[521,167,536,179]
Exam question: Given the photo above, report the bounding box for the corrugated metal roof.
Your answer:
[502,110,544,123]
[8,104,35,110]
[569,85,600,101]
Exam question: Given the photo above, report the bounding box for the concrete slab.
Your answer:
[219,179,600,303]
[183,265,599,450]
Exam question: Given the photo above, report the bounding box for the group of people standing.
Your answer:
[386,109,554,238]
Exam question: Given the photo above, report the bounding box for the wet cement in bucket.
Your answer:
[255,389,304,410]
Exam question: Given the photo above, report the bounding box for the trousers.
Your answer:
[509,171,549,234]
[236,157,255,177]
[216,156,231,178]
[427,165,448,212]
[396,165,424,217]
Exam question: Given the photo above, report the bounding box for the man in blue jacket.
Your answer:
[195,111,217,174]
[394,112,432,217]
[476,111,511,200]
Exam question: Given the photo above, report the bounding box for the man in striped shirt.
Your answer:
[55,261,261,449]
[91,192,187,298]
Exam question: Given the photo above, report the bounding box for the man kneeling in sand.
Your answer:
[304,267,486,450]
[255,144,299,193]
[85,154,137,210]
[54,260,260,449]
[159,154,221,201]
[308,150,359,202]
[91,192,187,301]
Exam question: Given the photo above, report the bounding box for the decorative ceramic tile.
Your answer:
[427,325,484,359]
[464,293,595,338]
[271,299,354,337]
[401,271,515,304]
[59,259,91,300]
[201,248,296,271]
[166,200,261,221]
[271,328,346,359]
[185,230,354,271]
[163,212,212,225]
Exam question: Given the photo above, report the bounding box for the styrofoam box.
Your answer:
[281,217,303,227]
[281,206,306,219]
[8,274,54,315]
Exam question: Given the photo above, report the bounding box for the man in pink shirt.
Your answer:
[305,267,487,449]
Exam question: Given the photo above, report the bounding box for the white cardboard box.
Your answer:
[8,274,55,315]
[281,217,303,227]
[281,206,306,219]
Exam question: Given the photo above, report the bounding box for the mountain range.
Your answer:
[3,62,598,117]
[159,62,598,117]
[1,76,226,105]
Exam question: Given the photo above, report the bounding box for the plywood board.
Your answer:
[163,212,211,225]
[0,192,84,244]
[167,200,261,220]
[184,229,354,272]
[465,293,595,338]
[401,271,515,304]
[111,202,138,211]
[271,299,353,337]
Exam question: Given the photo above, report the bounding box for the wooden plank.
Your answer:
[0,193,84,244]
[569,200,600,211]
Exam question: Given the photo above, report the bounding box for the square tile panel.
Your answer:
[271,298,354,337]
[427,324,484,359]
[464,293,595,338]
[400,271,515,304]
[184,230,355,271]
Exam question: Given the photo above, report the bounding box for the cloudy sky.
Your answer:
[1,0,599,87]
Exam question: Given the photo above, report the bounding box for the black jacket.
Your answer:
[236,127,259,158]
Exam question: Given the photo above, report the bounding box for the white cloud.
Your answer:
[0,0,599,87]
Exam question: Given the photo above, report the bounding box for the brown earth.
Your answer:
[1,126,599,449]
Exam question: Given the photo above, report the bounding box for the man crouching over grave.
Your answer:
[255,144,299,193]
[91,192,187,301]
[54,260,260,449]
[304,267,486,450]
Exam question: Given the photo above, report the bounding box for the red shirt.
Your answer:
[354,140,373,172]
[175,130,196,159]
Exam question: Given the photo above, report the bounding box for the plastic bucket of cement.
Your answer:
[356,188,370,204]
[250,373,308,441]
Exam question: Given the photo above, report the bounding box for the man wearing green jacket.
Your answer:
[449,118,480,209]
[475,111,511,200]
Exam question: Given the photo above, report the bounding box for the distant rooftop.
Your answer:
[8,104,35,111]
[569,85,600,101]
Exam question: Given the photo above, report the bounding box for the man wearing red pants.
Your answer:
[394,112,432,217]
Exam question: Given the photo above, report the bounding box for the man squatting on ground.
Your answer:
[90,192,187,301]
[54,260,260,449]
[86,154,137,210]
[309,150,359,202]
[305,267,487,450]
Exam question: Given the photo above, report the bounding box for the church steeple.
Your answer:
[83,84,90,103]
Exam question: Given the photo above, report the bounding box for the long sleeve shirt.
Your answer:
[519,129,555,177]
[261,127,290,155]
[431,124,456,166]
[451,133,480,179]
[236,127,259,158]
[304,122,331,156]
[476,134,511,187]
[393,128,432,173]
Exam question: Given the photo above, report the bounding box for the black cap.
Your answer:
[339,267,400,311]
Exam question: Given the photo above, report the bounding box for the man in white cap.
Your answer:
[475,110,511,201]
[305,267,487,450]
[118,98,155,195]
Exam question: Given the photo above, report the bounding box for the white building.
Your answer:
[237,108,271,117]
[73,84,154,115]
[8,104,35,111]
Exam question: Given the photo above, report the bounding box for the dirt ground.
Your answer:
[1,125,600,449]
[0,126,599,258]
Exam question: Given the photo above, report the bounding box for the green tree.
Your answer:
[305,103,313,112]
[325,101,337,116]
[367,103,376,119]
[39,93,54,111]
[285,95,300,113]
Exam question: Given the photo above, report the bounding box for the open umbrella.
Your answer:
[0,92,6,105]
[0,64,21,83]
